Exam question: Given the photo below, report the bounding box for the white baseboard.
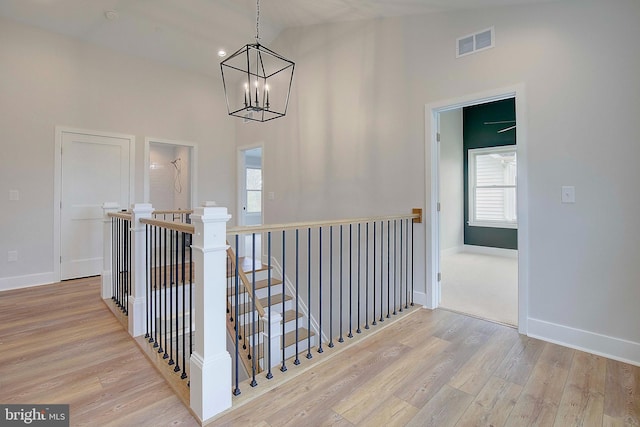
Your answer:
[0,272,55,292]
[413,291,428,308]
[462,244,518,258]
[528,317,640,367]
[441,246,462,257]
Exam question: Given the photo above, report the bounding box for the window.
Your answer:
[468,146,517,228]
[246,167,262,213]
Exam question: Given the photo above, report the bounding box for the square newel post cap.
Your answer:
[132,203,154,214]
[193,201,230,222]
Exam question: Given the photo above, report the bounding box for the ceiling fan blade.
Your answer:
[484,120,516,125]
[497,125,517,133]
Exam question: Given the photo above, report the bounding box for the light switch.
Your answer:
[9,190,19,201]
[268,192,275,200]
[561,186,575,203]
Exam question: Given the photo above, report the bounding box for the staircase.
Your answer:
[225,247,316,375]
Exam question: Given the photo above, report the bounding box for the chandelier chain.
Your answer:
[255,0,260,42]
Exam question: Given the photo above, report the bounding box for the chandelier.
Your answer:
[220,0,295,122]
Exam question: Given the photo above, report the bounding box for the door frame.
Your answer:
[425,84,529,334]
[53,126,135,282]
[143,137,198,208]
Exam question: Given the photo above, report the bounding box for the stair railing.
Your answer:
[226,208,422,396]
[105,209,132,315]
[225,242,266,389]
[103,202,421,423]
[139,214,195,385]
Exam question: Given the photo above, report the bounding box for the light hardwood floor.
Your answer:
[0,277,198,427]
[1,277,639,426]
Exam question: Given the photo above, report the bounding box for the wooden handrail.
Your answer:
[108,212,132,220]
[227,210,422,236]
[226,246,266,318]
[140,217,195,234]
[152,209,194,215]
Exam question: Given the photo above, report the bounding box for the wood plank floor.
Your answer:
[0,277,198,427]
[213,309,640,426]
[2,277,639,426]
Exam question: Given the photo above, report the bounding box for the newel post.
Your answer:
[190,202,232,422]
[102,202,120,300]
[128,203,154,337]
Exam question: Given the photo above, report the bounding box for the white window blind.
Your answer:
[469,146,517,228]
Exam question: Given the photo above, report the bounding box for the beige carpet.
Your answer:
[440,251,518,326]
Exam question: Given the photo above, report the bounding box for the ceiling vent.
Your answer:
[457,27,494,58]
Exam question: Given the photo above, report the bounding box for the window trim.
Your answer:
[468,145,517,229]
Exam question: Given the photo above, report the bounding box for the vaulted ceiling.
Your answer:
[0,0,556,76]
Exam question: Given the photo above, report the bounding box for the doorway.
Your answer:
[238,146,263,259]
[54,127,134,281]
[426,85,529,333]
[439,100,518,326]
[144,138,197,212]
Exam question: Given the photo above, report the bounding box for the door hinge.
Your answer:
[437,202,441,212]
[437,133,441,142]
[60,256,62,263]
[437,272,441,282]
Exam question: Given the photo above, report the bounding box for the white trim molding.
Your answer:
[528,318,640,367]
[425,83,529,334]
[413,291,428,308]
[0,272,55,292]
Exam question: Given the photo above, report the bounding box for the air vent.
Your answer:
[457,27,494,58]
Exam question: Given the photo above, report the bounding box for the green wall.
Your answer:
[463,98,518,250]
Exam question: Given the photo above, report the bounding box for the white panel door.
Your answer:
[61,132,130,280]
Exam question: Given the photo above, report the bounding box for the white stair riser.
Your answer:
[228,267,270,282]
[283,318,306,334]
[232,300,293,325]
[227,284,284,301]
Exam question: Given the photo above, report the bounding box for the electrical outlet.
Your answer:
[8,250,18,262]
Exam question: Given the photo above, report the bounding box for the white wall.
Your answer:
[439,109,464,252]
[236,0,640,364]
[0,17,235,289]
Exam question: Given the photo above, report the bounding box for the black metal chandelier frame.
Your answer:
[220,43,295,122]
[220,0,295,122]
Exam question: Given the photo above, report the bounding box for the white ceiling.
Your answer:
[0,0,555,76]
